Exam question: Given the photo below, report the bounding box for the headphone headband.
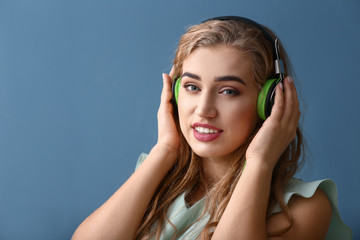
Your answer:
[202,16,284,80]
[202,16,275,46]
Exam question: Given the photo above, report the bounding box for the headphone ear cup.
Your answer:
[171,77,181,105]
[257,78,279,120]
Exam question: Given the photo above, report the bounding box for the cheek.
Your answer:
[229,101,258,132]
[177,101,192,136]
[178,109,186,135]
[177,90,196,122]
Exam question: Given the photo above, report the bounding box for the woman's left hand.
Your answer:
[246,76,300,170]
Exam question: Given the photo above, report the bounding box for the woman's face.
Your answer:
[178,46,259,161]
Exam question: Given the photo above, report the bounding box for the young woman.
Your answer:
[72,16,351,240]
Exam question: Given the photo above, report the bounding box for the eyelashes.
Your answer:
[220,89,239,96]
[184,83,200,92]
[183,83,240,96]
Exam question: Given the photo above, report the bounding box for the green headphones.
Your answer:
[171,16,284,120]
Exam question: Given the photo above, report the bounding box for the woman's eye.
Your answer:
[221,89,239,96]
[184,84,200,92]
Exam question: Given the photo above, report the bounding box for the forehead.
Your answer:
[182,46,253,82]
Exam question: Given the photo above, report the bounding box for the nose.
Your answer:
[194,91,217,118]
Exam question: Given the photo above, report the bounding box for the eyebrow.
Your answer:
[181,72,247,86]
[182,72,200,80]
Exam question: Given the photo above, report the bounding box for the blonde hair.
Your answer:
[135,19,304,239]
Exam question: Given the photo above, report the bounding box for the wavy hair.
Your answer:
[135,19,304,239]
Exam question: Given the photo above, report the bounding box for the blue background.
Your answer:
[0,0,359,239]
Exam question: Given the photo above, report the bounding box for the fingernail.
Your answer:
[279,82,283,90]
[287,76,293,83]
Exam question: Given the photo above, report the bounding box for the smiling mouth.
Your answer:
[192,123,223,142]
[194,126,221,134]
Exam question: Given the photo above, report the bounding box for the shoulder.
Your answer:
[267,188,331,240]
[267,178,352,240]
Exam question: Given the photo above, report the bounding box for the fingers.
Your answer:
[282,77,300,128]
[159,73,174,114]
[169,66,175,78]
[161,73,171,101]
[161,65,175,104]
[270,77,300,120]
[267,76,300,141]
[268,81,284,122]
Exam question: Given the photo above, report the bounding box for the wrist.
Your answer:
[244,157,275,176]
[151,143,178,163]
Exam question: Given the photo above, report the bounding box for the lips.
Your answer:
[192,122,223,142]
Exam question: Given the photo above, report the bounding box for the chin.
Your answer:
[190,145,232,160]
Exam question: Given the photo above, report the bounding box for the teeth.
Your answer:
[195,126,219,134]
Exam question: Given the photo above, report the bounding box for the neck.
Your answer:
[200,156,232,188]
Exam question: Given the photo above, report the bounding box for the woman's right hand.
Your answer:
[72,72,181,240]
[156,70,180,157]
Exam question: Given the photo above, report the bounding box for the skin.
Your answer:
[72,46,332,240]
[178,46,259,183]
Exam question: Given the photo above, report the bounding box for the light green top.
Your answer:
[136,153,352,239]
